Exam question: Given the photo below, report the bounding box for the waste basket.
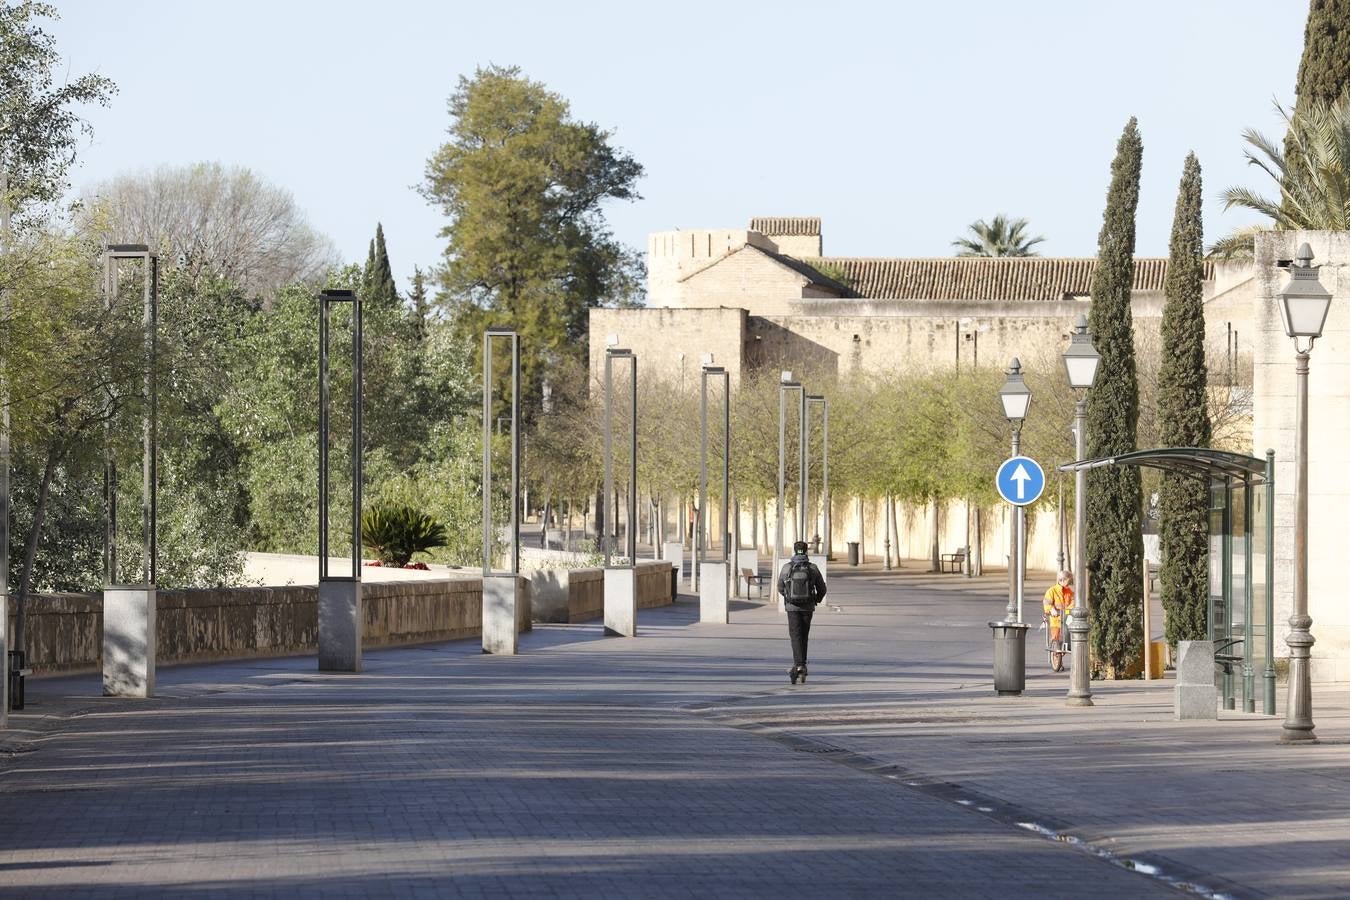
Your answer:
[988,621,1029,696]
[8,650,26,711]
[848,542,860,566]
[671,564,679,599]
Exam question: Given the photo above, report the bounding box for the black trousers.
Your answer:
[787,608,814,669]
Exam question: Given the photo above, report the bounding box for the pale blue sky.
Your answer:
[52,1,1305,292]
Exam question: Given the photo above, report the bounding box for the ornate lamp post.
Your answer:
[1277,243,1332,743]
[998,359,1031,623]
[1061,314,1101,707]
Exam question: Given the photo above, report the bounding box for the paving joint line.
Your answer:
[685,702,1248,900]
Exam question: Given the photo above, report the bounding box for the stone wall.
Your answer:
[1252,231,1350,682]
[8,577,532,675]
[589,306,748,390]
[529,560,673,624]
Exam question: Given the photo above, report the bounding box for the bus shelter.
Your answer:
[1060,448,1275,714]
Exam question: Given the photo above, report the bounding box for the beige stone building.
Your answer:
[591,217,1280,646]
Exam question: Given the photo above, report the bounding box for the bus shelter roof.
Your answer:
[1057,448,1270,484]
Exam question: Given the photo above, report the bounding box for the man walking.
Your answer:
[778,541,826,684]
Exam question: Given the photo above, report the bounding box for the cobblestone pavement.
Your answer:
[0,563,1327,898]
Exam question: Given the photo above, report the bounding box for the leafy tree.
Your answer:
[1212,95,1350,256]
[79,162,337,302]
[422,64,644,406]
[362,222,398,309]
[1085,118,1145,677]
[409,265,431,339]
[952,215,1045,257]
[0,1,115,228]
[1158,154,1211,646]
[1283,0,1350,212]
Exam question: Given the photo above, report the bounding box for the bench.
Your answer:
[939,549,966,573]
[741,568,767,599]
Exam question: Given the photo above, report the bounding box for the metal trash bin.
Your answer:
[988,622,1029,696]
[848,542,860,566]
[670,565,679,599]
[8,650,26,711]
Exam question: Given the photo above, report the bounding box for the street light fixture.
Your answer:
[1278,243,1332,743]
[806,395,829,557]
[999,358,1031,624]
[1062,314,1100,707]
[776,371,807,600]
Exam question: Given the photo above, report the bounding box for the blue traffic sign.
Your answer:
[996,456,1045,506]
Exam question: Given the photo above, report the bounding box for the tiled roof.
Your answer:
[749,217,821,237]
[812,257,1215,301]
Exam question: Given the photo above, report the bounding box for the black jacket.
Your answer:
[778,554,826,610]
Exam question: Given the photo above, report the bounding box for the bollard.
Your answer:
[989,621,1029,696]
[1175,640,1218,720]
[848,542,860,566]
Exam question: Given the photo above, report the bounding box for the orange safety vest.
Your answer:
[1043,584,1072,623]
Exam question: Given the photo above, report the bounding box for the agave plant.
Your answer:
[1211,94,1350,257]
[361,504,448,567]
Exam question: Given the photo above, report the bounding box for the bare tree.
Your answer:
[80,162,338,301]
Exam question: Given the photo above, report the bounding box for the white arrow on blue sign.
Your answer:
[996,456,1046,507]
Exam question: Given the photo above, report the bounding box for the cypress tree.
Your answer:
[363,222,398,308]
[1157,153,1211,646]
[1284,1,1350,212]
[1085,118,1145,677]
[409,265,430,340]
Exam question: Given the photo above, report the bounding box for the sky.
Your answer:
[50,1,1308,293]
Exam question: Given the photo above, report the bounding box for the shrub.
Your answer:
[361,504,448,567]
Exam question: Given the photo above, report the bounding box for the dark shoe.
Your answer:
[798,665,808,684]
[789,666,799,685]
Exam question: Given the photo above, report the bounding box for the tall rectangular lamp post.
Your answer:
[318,288,363,672]
[100,246,159,698]
[775,373,806,612]
[604,346,639,636]
[482,327,523,654]
[807,394,829,580]
[699,360,730,623]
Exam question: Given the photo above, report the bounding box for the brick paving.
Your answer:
[1,562,1334,897]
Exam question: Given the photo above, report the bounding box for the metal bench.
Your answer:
[741,568,767,599]
[939,549,966,573]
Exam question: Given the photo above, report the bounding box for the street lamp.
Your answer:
[776,371,807,599]
[998,358,1031,623]
[806,395,829,558]
[699,358,731,623]
[1278,243,1332,743]
[1062,314,1100,707]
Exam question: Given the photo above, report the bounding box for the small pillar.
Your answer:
[1175,640,1217,720]
[483,574,520,654]
[809,554,828,584]
[662,541,684,591]
[736,548,759,596]
[699,561,729,624]
[318,580,362,672]
[103,586,156,697]
[604,567,638,636]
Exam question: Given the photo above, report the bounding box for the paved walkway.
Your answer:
[1,564,1345,898]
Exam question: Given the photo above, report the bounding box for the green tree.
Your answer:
[422,64,644,406]
[1158,154,1211,646]
[409,265,430,339]
[1085,118,1145,677]
[951,215,1045,257]
[362,222,398,309]
[1283,0,1350,212]
[0,1,115,228]
[1212,94,1350,256]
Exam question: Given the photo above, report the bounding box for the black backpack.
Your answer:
[787,560,815,603]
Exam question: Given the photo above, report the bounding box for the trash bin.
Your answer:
[671,564,679,599]
[988,621,1029,696]
[8,650,26,711]
[848,542,860,566]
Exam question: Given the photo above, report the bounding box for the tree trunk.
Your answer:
[15,443,59,655]
[929,494,941,572]
[974,507,984,576]
[889,495,902,567]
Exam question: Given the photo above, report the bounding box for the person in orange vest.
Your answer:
[1043,571,1073,672]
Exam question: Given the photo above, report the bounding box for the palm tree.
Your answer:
[952,215,1045,257]
[1211,94,1350,258]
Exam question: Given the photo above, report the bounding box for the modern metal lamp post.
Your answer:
[1061,315,1102,707]
[603,345,639,636]
[1277,243,1332,743]
[775,372,807,610]
[317,288,363,673]
[100,246,160,697]
[807,395,830,568]
[699,359,731,623]
[998,359,1031,624]
[482,326,522,654]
